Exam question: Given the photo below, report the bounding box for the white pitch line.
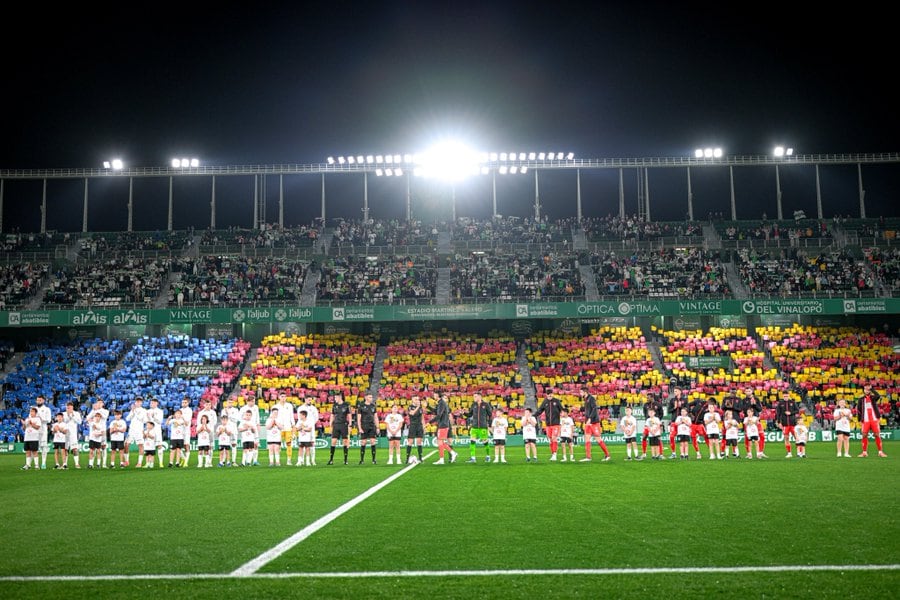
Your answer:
[230,451,437,576]
[1,564,898,582]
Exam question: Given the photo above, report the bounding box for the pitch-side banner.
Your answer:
[2,298,898,327]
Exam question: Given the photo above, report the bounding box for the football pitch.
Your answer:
[1,442,898,599]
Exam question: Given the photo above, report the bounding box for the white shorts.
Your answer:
[128,431,145,445]
[38,439,50,452]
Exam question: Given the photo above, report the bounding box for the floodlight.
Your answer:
[518,152,526,161]
[366,155,374,164]
[348,156,356,164]
[416,140,480,181]
[171,159,181,168]
[393,155,401,163]
[338,156,346,164]
[566,152,574,160]
[490,152,498,162]
[403,154,413,164]
[499,166,508,174]
[510,166,518,174]
[384,155,392,164]
[500,152,508,161]
[375,168,384,177]
[703,148,713,158]
[774,146,785,157]
[385,169,393,177]
[538,152,546,160]
[528,152,536,160]
[327,156,335,165]
[694,149,704,158]
[481,166,490,175]
[413,167,424,177]
[111,159,123,170]
[103,161,111,169]
[713,148,723,158]
[376,155,384,163]
[394,168,403,176]
[356,155,364,164]
[521,166,528,174]
[786,148,794,156]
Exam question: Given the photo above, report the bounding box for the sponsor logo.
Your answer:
[577,304,618,315]
[275,309,287,321]
[175,364,222,378]
[332,308,345,321]
[516,304,529,317]
[169,309,212,322]
[843,300,856,313]
[8,312,20,325]
[111,310,149,325]
[678,300,722,314]
[742,300,823,315]
[72,310,107,325]
[232,309,246,322]
[618,302,632,315]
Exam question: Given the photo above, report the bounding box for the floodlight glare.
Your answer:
[510,166,518,174]
[384,169,393,177]
[384,155,393,164]
[338,156,346,164]
[111,159,123,170]
[394,168,403,176]
[518,152,526,161]
[171,159,181,168]
[348,156,356,164]
[694,149,704,158]
[499,166,508,174]
[393,155,401,163]
[528,152,536,160]
[327,156,335,165]
[416,140,480,181]
[366,155,374,164]
[376,155,384,163]
[403,154,413,164]
[538,152,546,160]
[713,148,723,158]
[500,152,508,161]
[703,148,713,158]
[356,155,364,164]
[481,166,490,175]
[773,146,785,157]
[413,167,424,177]
[490,152,498,162]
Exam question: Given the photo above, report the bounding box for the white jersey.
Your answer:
[23,417,42,442]
[223,406,241,429]
[646,416,662,437]
[241,404,260,426]
[239,421,258,444]
[87,407,110,439]
[743,416,760,438]
[197,409,218,434]
[127,406,148,437]
[63,410,82,447]
[109,418,127,442]
[296,416,313,443]
[491,416,508,441]
[273,402,295,430]
[834,407,852,433]
[52,421,69,444]
[88,420,106,443]
[384,413,404,437]
[217,422,236,447]
[299,403,319,434]
[36,404,52,440]
[146,407,165,443]
[522,415,537,440]
[560,417,575,439]
[620,415,637,437]
[724,419,739,440]
[704,412,722,435]
[795,423,809,444]
[169,418,187,441]
[675,415,692,436]
[265,417,282,443]
[180,406,193,438]
[196,425,212,447]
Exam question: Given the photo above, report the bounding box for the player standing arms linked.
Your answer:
[521,407,538,462]
[857,384,887,458]
[776,394,799,459]
[467,393,493,463]
[579,388,610,462]
[620,406,639,460]
[384,404,404,465]
[431,393,458,465]
[328,394,352,465]
[833,399,852,458]
[491,409,509,463]
[356,394,379,465]
[405,396,426,465]
[534,394,564,461]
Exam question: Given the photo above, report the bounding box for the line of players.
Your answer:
[18,384,889,470]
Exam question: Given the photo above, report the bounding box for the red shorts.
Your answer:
[584,422,601,438]
[861,420,881,435]
[782,425,796,439]
[545,425,560,439]
[437,427,450,440]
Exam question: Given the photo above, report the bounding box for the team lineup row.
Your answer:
[17,387,889,470]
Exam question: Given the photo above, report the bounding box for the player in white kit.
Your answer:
[559,409,576,462]
[522,408,538,462]
[298,399,319,466]
[723,410,741,459]
[51,413,69,469]
[743,408,763,459]
[126,397,148,467]
[619,406,639,460]
[196,414,213,468]
[794,416,809,458]
[238,411,258,466]
[265,407,283,466]
[491,410,509,463]
[63,402,82,469]
[703,403,723,460]
[86,400,110,468]
[22,407,42,470]
[833,399,852,458]
[108,410,128,468]
[384,404,404,465]
[35,395,52,470]
[146,399,165,469]
[179,397,193,468]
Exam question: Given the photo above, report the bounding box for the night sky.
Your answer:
[2,3,897,231]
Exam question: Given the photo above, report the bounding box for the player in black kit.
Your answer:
[327,394,352,465]
[405,395,425,464]
[357,393,380,465]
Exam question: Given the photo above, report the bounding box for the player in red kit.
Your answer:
[857,385,887,458]
[775,394,798,458]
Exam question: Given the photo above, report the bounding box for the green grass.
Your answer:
[1,442,898,599]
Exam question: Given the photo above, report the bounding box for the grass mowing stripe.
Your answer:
[2,563,899,581]
[230,451,436,576]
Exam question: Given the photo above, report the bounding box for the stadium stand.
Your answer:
[736,247,875,296]
[0,262,50,308]
[199,224,320,250]
[452,216,572,245]
[582,216,702,242]
[316,254,437,304]
[167,256,310,306]
[589,248,729,298]
[43,258,170,308]
[449,250,584,301]
[332,219,437,248]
